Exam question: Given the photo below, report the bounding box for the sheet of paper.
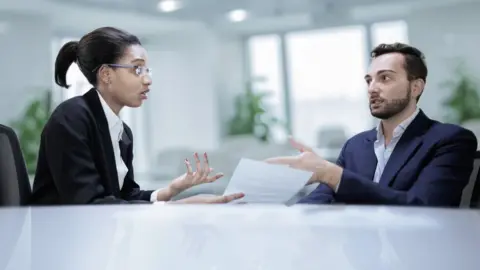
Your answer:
[223,158,313,204]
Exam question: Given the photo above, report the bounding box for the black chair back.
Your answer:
[0,124,31,206]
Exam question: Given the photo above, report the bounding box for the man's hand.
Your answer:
[265,151,326,185]
[173,193,245,204]
[265,137,342,188]
[289,137,314,153]
[166,152,224,198]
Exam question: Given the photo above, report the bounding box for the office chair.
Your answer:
[461,151,480,208]
[0,124,31,206]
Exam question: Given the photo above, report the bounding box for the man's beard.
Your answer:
[370,87,411,120]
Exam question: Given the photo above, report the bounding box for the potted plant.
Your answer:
[441,61,480,125]
[10,90,52,175]
[226,81,282,142]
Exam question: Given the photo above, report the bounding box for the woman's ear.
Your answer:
[98,65,111,84]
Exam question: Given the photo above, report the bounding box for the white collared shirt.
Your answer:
[372,107,420,183]
[334,107,420,192]
[97,92,159,202]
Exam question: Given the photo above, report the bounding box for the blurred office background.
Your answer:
[1,0,480,196]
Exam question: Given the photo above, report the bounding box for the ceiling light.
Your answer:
[227,9,249,22]
[157,0,182,13]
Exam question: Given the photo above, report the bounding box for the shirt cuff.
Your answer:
[333,179,341,193]
[150,189,160,202]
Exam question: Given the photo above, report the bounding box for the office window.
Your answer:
[63,62,93,99]
[371,20,409,46]
[285,25,371,147]
[369,21,409,127]
[247,34,287,142]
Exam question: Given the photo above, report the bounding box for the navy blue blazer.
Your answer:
[299,110,478,206]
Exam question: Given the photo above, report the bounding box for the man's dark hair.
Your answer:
[371,43,428,101]
[54,27,141,88]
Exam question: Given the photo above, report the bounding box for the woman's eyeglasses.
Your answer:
[107,64,152,76]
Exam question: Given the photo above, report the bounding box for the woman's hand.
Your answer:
[167,152,224,197]
[173,193,245,204]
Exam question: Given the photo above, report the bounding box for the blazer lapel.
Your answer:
[83,88,121,195]
[378,110,432,187]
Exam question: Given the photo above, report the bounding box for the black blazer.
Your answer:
[30,88,154,205]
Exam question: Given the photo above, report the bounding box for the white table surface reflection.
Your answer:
[1,205,479,270]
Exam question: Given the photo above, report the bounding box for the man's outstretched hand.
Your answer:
[264,137,342,187]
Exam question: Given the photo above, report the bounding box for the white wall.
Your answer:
[144,29,244,156]
[213,34,246,137]
[0,13,52,124]
[407,1,480,121]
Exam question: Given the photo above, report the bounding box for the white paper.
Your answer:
[223,158,313,204]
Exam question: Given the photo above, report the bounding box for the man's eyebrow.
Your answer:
[364,69,396,79]
[377,69,396,74]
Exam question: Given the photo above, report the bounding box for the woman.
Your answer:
[30,27,243,205]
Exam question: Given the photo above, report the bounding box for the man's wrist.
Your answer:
[315,161,342,189]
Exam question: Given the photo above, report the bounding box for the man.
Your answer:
[266,42,477,206]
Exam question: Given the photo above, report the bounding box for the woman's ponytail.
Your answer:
[54,41,78,89]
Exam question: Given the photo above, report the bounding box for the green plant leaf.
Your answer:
[226,82,285,141]
[441,62,480,125]
[10,90,52,175]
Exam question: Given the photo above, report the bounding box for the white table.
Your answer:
[1,205,479,270]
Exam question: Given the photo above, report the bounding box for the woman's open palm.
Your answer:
[170,152,224,193]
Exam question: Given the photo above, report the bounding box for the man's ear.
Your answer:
[411,79,425,100]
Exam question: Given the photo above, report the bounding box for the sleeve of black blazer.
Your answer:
[44,111,149,205]
[120,126,154,201]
